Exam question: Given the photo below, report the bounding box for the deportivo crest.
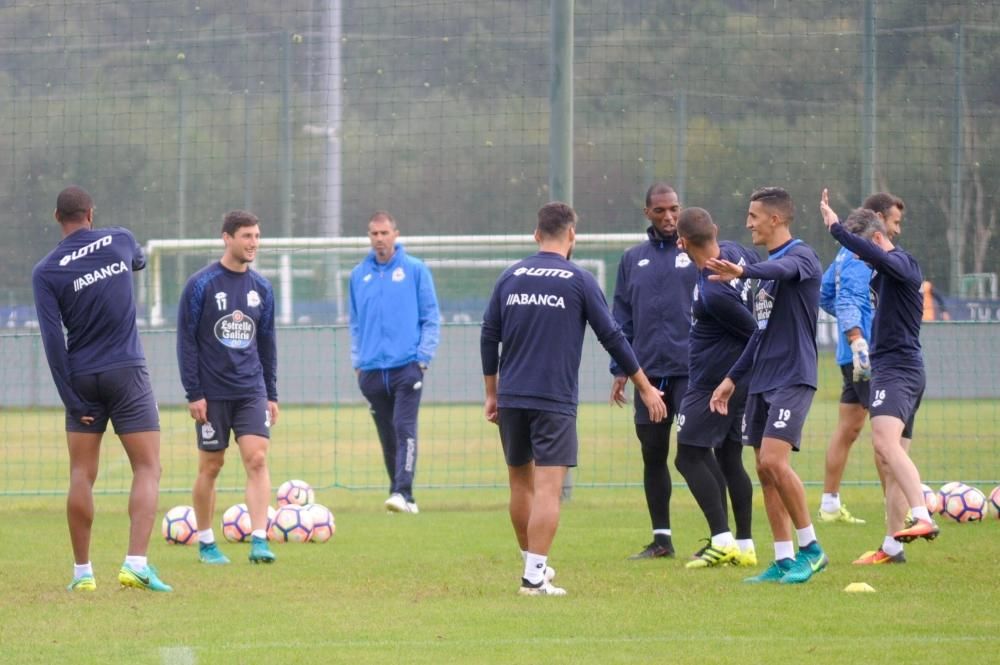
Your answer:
[675,253,692,268]
[392,267,406,282]
[247,290,261,307]
[214,309,256,349]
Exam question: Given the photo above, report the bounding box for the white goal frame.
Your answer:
[142,233,645,327]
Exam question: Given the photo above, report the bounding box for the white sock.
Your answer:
[736,539,755,553]
[124,555,147,570]
[520,549,528,563]
[910,506,931,522]
[653,529,672,537]
[881,536,904,557]
[251,529,267,540]
[523,552,547,585]
[796,524,817,548]
[711,531,736,548]
[821,492,841,512]
[198,528,216,545]
[774,540,795,562]
[74,562,93,578]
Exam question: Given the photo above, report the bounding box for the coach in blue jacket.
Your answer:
[611,183,698,558]
[349,211,441,514]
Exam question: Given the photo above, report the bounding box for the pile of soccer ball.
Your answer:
[921,482,1000,523]
[161,479,335,545]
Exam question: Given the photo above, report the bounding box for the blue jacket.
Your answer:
[610,226,697,377]
[349,244,440,370]
[820,246,873,366]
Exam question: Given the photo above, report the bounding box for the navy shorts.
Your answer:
[67,366,159,435]
[839,363,871,407]
[870,366,925,440]
[676,384,747,449]
[498,408,578,467]
[742,385,816,450]
[633,376,686,426]
[197,396,271,451]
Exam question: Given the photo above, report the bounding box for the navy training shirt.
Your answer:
[32,226,149,418]
[727,238,821,393]
[481,251,640,416]
[610,226,698,377]
[830,222,924,371]
[688,241,760,391]
[177,262,278,402]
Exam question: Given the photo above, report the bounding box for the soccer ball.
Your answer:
[268,504,314,543]
[162,505,198,545]
[989,486,1000,519]
[221,503,252,543]
[304,503,335,543]
[276,479,315,507]
[921,483,942,515]
[941,484,987,523]
[938,482,967,511]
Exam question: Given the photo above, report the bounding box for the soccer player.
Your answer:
[707,187,828,585]
[178,210,279,565]
[673,207,758,568]
[33,185,172,592]
[817,193,907,526]
[820,190,940,559]
[482,202,666,596]
[349,211,440,514]
[610,183,697,559]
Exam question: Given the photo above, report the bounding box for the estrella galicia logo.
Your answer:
[214,309,256,349]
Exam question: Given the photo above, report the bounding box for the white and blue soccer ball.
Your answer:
[268,504,314,543]
[941,484,986,523]
[162,505,198,545]
[276,479,315,507]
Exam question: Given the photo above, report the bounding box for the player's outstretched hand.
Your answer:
[820,188,839,229]
[710,377,735,415]
[850,337,872,381]
[705,258,743,282]
[638,385,667,423]
[610,376,628,407]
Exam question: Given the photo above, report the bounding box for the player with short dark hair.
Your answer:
[349,210,440,514]
[673,207,758,568]
[820,190,940,558]
[33,185,172,592]
[178,209,279,565]
[707,186,829,585]
[482,202,666,596]
[609,182,697,559]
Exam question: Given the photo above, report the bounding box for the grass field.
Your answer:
[1,356,998,663]
[1,487,998,664]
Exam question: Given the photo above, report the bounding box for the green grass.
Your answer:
[1,488,998,664]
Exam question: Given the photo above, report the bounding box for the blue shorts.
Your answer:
[67,366,159,435]
[498,408,578,467]
[870,366,925,439]
[742,385,815,450]
[633,376,686,426]
[839,363,871,407]
[676,384,747,449]
[197,397,271,451]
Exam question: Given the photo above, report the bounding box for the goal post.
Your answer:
[141,233,645,327]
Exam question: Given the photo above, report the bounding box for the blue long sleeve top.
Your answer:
[32,226,149,419]
[481,251,640,416]
[177,262,278,402]
[829,223,924,371]
[349,244,440,371]
[820,246,874,366]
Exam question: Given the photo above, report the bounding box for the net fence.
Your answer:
[1,1,998,494]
